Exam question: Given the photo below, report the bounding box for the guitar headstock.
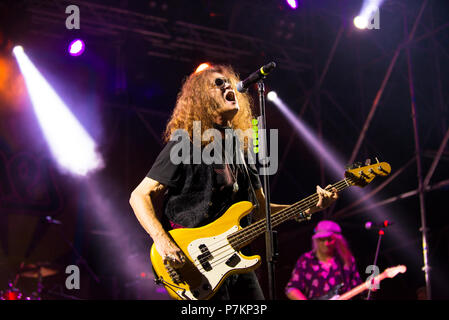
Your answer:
[383,265,407,279]
[344,159,391,187]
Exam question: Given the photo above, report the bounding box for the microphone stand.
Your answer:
[257,80,277,300]
[366,228,384,300]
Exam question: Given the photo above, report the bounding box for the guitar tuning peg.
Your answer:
[355,162,362,168]
[375,157,380,163]
[365,159,371,166]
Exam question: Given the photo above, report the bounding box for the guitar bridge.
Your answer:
[164,262,182,284]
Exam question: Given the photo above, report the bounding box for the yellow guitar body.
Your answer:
[149,161,392,300]
[150,201,261,300]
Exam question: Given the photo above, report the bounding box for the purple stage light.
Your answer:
[68,39,85,56]
[286,0,298,9]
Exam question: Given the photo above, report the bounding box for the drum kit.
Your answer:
[0,262,59,300]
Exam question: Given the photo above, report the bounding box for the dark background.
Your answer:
[0,0,448,300]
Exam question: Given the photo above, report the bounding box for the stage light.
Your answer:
[195,63,211,73]
[68,39,85,56]
[354,0,384,30]
[13,46,103,176]
[267,91,278,101]
[12,45,24,55]
[268,93,344,178]
[354,16,368,29]
[286,0,298,9]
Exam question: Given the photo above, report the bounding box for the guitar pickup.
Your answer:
[200,261,212,272]
[197,244,213,272]
[225,253,241,267]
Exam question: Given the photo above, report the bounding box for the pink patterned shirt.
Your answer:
[285,250,362,299]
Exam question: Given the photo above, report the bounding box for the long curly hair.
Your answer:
[163,64,255,150]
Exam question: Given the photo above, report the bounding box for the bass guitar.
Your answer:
[150,160,391,300]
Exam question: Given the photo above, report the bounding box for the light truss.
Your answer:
[25,0,312,72]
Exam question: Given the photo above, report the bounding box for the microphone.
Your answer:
[365,220,394,230]
[43,216,62,225]
[236,62,277,93]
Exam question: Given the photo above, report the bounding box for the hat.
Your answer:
[312,220,342,239]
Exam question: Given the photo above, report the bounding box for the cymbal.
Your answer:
[19,263,59,278]
[20,262,53,269]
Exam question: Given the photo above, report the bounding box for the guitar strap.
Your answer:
[235,139,260,212]
[220,124,259,213]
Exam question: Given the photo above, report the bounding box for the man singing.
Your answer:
[129,64,338,300]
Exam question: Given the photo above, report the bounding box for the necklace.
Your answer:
[229,163,239,193]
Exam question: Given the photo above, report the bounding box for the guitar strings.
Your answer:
[227,180,349,249]
[189,179,350,270]
[187,179,351,273]
[189,179,350,260]
[190,181,351,276]
[205,171,376,272]
[172,179,352,285]
[192,180,350,271]
[186,180,349,276]
[162,175,365,291]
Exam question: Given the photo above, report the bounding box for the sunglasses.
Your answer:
[212,77,231,88]
[317,237,336,244]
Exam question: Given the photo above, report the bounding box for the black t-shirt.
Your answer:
[147,136,262,229]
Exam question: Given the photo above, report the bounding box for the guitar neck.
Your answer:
[338,273,387,300]
[228,178,353,250]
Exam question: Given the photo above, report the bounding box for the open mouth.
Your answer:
[224,90,236,102]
